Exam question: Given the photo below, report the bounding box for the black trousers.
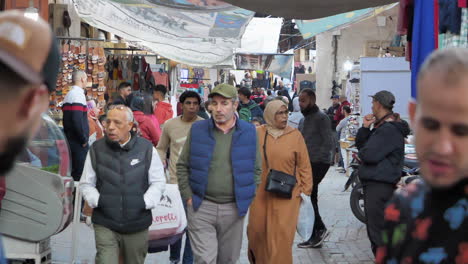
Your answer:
[310,162,330,238]
[362,181,396,256]
[69,140,89,181]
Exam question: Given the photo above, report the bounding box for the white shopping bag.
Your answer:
[149,184,187,240]
[296,193,315,240]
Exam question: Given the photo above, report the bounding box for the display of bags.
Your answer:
[148,184,187,241]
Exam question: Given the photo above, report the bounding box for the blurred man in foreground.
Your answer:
[377,48,468,264]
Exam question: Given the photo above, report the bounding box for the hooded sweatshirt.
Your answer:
[133,111,160,147]
[154,101,174,126]
[356,116,411,184]
[288,97,303,129]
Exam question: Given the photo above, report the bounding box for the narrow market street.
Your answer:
[51,166,374,264]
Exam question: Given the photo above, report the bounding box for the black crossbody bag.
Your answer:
[263,131,297,199]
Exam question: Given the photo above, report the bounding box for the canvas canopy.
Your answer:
[72,0,255,67]
[220,0,397,19]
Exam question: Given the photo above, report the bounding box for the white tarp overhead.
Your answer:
[72,0,254,67]
[237,17,283,54]
[220,0,397,19]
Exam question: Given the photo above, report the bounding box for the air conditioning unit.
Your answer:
[49,4,69,37]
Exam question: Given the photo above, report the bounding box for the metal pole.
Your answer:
[56,36,105,42]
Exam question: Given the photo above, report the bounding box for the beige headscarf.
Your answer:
[264,99,288,139]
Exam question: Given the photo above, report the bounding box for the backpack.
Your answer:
[239,103,257,122]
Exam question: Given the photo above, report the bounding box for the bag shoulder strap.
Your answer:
[263,130,270,169]
[264,130,298,176]
[293,152,297,176]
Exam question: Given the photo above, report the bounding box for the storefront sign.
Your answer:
[235,53,294,79]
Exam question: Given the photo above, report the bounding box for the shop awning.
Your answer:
[72,0,254,67]
[220,0,397,19]
[237,17,283,54]
[296,3,398,39]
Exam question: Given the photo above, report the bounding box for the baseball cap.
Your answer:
[209,83,238,99]
[0,10,60,92]
[331,95,339,99]
[369,90,395,109]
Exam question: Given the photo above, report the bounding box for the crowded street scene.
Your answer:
[0,0,467,263]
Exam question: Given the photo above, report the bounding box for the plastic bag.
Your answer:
[148,184,187,240]
[296,193,314,240]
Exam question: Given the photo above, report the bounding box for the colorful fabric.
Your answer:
[411,0,437,98]
[376,179,468,264]
[443,8,468,48]
[460,0,468,8]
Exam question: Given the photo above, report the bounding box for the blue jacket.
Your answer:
[189,118,257,216]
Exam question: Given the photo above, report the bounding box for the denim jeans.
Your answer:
[169,199,193,263]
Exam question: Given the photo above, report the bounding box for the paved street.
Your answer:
[51,166,374,264]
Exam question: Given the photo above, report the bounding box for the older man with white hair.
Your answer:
[63,70,89,181]
[80,105,166,264]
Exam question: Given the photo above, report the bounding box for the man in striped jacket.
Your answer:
[63,70,89,181]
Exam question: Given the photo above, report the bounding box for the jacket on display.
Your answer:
[439,0,463,34]
[356,119,410,184]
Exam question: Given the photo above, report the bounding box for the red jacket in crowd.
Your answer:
[133,111,160,147]
[154,101,174,126]
[250,93,267,106]
[334,100,351,123]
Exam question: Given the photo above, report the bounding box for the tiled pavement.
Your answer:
[51,166,375,264]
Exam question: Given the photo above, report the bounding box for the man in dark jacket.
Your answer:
[355,90,410,256]
[238,87,263,122]
[327,95,341,130]
[327,95,341,166]
[277,82,294,112]
[63,70,90,181]
[80,106,166,264]
[111,82,132,106]
[297,89,334,248]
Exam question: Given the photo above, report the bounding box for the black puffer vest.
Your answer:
[90,134,153,233]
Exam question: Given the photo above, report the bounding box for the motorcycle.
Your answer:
[344,149,420,223]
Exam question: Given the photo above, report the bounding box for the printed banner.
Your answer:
[235,53,294,79]
[72,0,254,67]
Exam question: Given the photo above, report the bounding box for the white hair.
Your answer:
[109,105,134,122]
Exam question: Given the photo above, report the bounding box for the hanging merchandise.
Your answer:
[442,8,468,48]
[51,38,107,125]
[153,70,169,87]
[410,0,437,99]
